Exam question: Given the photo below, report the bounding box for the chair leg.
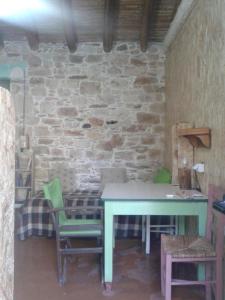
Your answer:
[113,216,116,249]
[146,215,151,254]
[175,216,178,235]
[165,254,172,300]
[155,216,161,238]
[215,215,224,300]
[57,250,63,285]
[57,239,65,286]
[142,216,146,242]
[99,253,104,284]
[161,242,165,296]
[169,216,174,235]
[66,238,75,263]
[66,238,72,248]
[62,256,67,285]
[205,262,212,300]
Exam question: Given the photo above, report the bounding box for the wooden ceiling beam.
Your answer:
[61,0,78,53]
[26,29,39,51]
[173,0,182,15]
[24,13,39,51]
[164,0,196,50]
[103,0,118,53]
[140,0,154,52]
[0,32,4,50]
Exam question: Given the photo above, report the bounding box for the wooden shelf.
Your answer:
[15,150,35,203]
[178,127,211,148]
[15,186,32,189]
[15,169,32,172]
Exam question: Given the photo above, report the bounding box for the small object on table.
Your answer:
[178,167,191,189]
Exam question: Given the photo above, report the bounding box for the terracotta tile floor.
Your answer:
[14,237,204,300]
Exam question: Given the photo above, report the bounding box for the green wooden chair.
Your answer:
[43,177,103,285]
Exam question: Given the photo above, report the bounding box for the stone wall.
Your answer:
[165,0,225,192]
[0,42,165,191]
[0,87,15,300]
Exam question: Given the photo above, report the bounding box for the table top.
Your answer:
[101,182,207,201]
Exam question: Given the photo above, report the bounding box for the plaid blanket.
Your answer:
[16,190,143,240]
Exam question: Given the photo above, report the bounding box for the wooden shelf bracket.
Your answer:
[178,127,211,148]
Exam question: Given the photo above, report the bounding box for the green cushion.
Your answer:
[153,168,171,184]
[60,229,101,236]
[60,219,102,236]
[62,219,102,226]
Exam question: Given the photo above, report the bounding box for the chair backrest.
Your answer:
[207,184,225,239]
[48,168,76,192]
[43,177,66,223]
[153,167,171,184]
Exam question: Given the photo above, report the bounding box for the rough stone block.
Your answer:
[111,54,129,65]
[114,151,134,160]
[68,75,88,80]
[80,82,101,95]
[34,126,50,137]
[31,86,46,97]
[27,54,42,67]
[82,123,91,128]
[86,130,104,140]
[134,76,153,86]
[51,148,64,156]
[141,136,156,145]
[89,117,104,126]
[111,134,124,148]
[64,130,83,136]
[85,55,102,63]
[134,146,148,153]
[124,124,145,132]
[150,102,165,114]
[57,107,77,117]
[41,118,62,126]
[39,102,56,115]
[30,77,44,85]
[57,88,71,97]
[137,112,160,124]
[116,44,128,51]
[69,55,84,63]
[89,104,108,108]
[33,146,50,155]
[148,149,161,160]
[130,58,146,66]
[152,125,165,134]
[38,138,54,145]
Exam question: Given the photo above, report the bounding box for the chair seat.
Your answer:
[161,234,215,258]
[59,218,102,237]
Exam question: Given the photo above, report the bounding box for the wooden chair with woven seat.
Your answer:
[43,177,103,286]
[160,184,225,300]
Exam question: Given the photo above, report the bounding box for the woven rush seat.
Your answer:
[161,234,215,258]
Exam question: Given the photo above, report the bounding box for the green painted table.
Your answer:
[101,182,208,290]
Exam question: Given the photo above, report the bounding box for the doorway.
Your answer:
[0,87,15,300]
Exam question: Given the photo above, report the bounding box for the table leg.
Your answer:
[215,213,224,300]
[198,208,207,280]
[104,208,113,285]
[177,216,185,234]
[198,210,207,236]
